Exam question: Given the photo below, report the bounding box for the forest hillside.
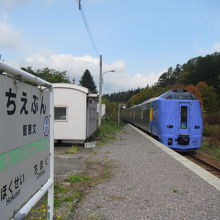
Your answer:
[104,52,220,112]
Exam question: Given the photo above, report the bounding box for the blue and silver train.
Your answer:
[121,90,203,151]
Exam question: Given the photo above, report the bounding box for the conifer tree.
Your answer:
[79,69,97,93]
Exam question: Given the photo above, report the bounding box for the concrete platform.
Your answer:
[75,125,220,220]
[130,124,220,191]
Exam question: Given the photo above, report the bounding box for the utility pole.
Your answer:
[98,55,102,126]
[118,104,121,124]
[78,0,81,10]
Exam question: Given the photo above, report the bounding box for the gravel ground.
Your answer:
[54,147,92,182]
[74,125,220,220]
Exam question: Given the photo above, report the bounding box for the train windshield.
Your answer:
[172,92,194,100]
[181,106,188,129]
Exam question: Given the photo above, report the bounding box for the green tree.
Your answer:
[103,88,141,102]
[197,82,218,112]
[184,84,203,108]
[102,97,118,121]
[178,71,192,84]
[127,86,168,107]
[79,69,97,93]
[157,66,182,87]
[179,53,220,90]
[21,66,70,83]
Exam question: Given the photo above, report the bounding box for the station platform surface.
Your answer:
[75,125,220,220]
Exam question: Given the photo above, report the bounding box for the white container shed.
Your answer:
[53,83,97,143]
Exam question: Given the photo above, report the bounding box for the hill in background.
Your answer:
[104,52,220,112]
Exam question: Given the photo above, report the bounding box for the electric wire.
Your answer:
[75,0,99,57]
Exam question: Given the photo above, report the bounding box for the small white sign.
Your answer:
[84,141,96,148]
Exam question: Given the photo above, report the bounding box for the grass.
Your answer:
[54,183,71,208]
[25,159,115,219]
[200,140,220,162]
[201,112,220,162]
[64,146,78,154]
[54,175,96,209]
[171,189,183,195]
[66,175,93,183]
[55,183,70,193]
[102,160,114,179]
[94,119,122,146]
[53,159,114,215]
[83,159,114,181]
[54,183,82,208]
[54,191,82,208]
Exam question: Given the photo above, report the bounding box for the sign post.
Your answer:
[0,61,54,220]
[118,104,126,124]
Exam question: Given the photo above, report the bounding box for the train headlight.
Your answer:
[167,125,173,128]
[194,125,200,129]
[168,138,173,145]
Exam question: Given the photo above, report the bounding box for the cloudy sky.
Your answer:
[1,0,220,93]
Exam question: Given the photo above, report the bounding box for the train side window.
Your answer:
[141,110,144,119]
[54,107,67,121]
[181,106,187,129]
[166,95,173,99]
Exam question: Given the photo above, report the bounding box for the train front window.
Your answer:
[173,92,194,100]
[181,106,187,129]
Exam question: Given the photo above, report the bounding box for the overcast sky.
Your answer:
[1,0,220,93]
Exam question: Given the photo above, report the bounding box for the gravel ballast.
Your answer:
[75,125,220,220]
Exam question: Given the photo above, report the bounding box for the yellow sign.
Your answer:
[150,108,153,121]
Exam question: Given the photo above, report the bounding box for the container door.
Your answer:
[177,102,191,135]
[86,98,97,138]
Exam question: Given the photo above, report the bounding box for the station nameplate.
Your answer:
[0,76,50,220]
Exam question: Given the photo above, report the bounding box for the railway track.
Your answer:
[182,151,220,178]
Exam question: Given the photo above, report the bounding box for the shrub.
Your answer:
[204,111,220,125]
[203,124,220,140]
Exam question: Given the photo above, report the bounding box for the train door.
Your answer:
[176,102,191,145]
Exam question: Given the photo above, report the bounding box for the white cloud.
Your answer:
[104,70,161,93]
[193,38,206,54]
[0,20,22,49]
[12,49,161,93]
[21,49,101,80]
[212,42,220,52]
[194,38,220,54]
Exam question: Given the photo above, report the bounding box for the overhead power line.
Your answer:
[75,0,99,57]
